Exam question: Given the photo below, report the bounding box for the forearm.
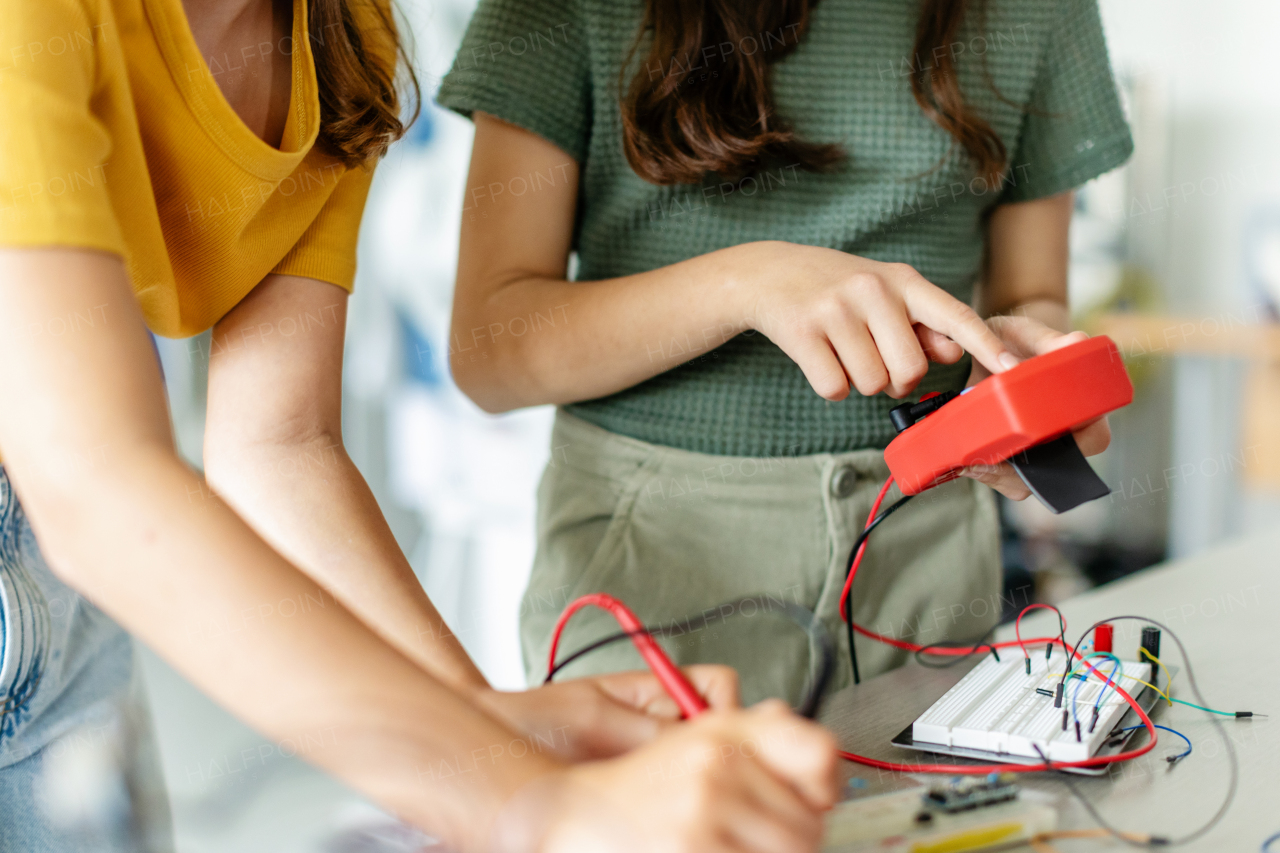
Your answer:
[204,434,489,693]
[18,447,553,848]
[453,242,771,412]
[982,192,1074,334]
[989,297,1069,333]
[454,113,758,412]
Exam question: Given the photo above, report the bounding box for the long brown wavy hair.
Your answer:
[620,0,1006,186]
[309,0,420,167]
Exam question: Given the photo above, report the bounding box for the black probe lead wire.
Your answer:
[545,595,837,719]
[1031,744,1162,848]
[843,493,915,685]
[546,629,651,682]
[1045,615,1237,848]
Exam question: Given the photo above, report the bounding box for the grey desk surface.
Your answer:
[818,529,1280,851]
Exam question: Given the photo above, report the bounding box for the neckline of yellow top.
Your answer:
[142,0,322,183]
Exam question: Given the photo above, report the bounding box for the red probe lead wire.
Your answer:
[837,475,895,621]
[547,592,709,719]
[839,476,1069,657]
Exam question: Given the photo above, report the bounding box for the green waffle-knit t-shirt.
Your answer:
[438,0,1133,457]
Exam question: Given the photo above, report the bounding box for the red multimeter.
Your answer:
[883,336,1134,513]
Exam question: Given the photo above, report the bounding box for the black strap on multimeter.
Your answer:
[1009,434,1110,514]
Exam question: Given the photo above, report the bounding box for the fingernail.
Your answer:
[998,352,1020,371]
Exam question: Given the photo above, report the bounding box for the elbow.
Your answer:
[7,445,180,592]
[14,473,97,589]
[203,426,347,494]
[448,352,523,414]
[468,394,517,416]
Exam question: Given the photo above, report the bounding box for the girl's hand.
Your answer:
[490,700,838,853]
[959,317,1112,499]
[474,666,741,761]
[735,242,1020,401]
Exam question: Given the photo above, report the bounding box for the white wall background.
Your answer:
[1099,0,1280,555]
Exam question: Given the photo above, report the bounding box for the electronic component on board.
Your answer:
[922,774,1020,814]
[1140,627,1161,661]
[823,783,1056,852]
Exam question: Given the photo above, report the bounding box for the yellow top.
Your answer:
[0,0,375,338]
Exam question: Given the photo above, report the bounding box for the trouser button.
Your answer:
[830,464,858,499]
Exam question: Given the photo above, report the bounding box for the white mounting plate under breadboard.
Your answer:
[891,651,1168,775]
[823,786,1056,852]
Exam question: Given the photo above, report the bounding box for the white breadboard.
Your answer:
[911,652,1154,763]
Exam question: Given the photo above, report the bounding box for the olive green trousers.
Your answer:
[521,410,1002,707]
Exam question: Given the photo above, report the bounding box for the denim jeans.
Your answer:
[0,466,172,852]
